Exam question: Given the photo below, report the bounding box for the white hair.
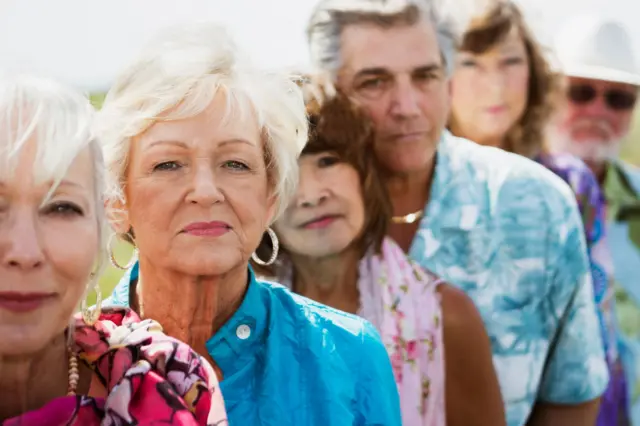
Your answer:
[96,22,309,222]
[0,73,107,298]
[307,0,469,79]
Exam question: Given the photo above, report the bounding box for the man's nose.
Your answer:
[389,79,421,118]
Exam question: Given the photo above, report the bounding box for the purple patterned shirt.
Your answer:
[536,152,627,426]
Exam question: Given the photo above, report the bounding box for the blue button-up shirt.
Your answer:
[409,132,609,426]
[105,266,402,425]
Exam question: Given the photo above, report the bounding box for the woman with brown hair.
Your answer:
[253,78,505,426]
[449,1,624,425]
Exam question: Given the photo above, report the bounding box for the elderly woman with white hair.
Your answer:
[0,75,227,425]
[100,22,401,425]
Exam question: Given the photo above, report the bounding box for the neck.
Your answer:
[290,247,360,311]
[586,160,608,185]
[137,257,248,361]
[449,123,505,149]
[482,137,505,149]
[0,334,71,420]
[386,165,435,216]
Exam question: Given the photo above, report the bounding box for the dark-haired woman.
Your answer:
[253,81,505,426]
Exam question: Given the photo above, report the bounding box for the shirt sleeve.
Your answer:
[356,321,402,426]
[537,184,609,403]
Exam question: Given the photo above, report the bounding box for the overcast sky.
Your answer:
[0,0,636,91]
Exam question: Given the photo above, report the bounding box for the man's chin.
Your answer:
[551,133,621,164]
[571,141,620,164]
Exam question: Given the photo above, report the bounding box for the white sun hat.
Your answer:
[554,15,640,86]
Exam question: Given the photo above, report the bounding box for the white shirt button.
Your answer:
[236,324,251,340]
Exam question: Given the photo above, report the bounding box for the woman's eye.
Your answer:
[504,56,524,66]
[223,160,249,171]
[43,202,84,217]
[459,59,477,68]
[317,155,340,168]
[153,161,181,172]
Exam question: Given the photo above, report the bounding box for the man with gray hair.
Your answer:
[307,1,609,425]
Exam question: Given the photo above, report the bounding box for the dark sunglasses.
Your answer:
[568,84,637,111]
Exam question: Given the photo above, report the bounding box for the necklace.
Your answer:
[391,209,424,224]
[67,349,79,396]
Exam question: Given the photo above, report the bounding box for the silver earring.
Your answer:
[251,228,279,266]
[107,233,138,271]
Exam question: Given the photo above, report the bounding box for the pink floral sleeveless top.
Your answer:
[278,237,445,425]
[4,308,228,425]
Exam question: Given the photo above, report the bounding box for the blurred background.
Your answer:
[2,0,637,301]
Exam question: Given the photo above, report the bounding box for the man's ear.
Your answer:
[105,196,131,235]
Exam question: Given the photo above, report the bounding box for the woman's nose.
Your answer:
[484,69,507,96]
[296,175,329,208]
[1,214,45,270]
[185,165,225,205]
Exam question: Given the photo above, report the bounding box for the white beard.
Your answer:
[547,123,623,163]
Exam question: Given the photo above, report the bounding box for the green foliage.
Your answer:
[620,110,640,166]
[88,92,106,109]
[86,241,133,305]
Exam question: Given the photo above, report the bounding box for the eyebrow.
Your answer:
[145,138,255,150]
[218,138,255,148]
[354,63,443,78]
[145,140,190,151]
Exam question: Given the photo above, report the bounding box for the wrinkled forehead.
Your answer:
[134,88,263,152]
[0,103,94,189]
[339,21,443,78]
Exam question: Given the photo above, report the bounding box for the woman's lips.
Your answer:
[0,292,56,313]
[182,221,231,237]
[303,215,339,229]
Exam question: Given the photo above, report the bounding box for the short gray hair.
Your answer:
[307,0,461,78]
[0,74,108,297]
[97,22,308,222]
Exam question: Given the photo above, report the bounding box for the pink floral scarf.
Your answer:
[277,237,445,425]
[4,307,228,425]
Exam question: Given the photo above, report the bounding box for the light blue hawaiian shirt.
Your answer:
[410,132,609,426]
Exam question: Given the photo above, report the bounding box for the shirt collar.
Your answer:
[123,262,267,373]
[205,266,267,365]
[605,161,640,222]
[422,131,480,230]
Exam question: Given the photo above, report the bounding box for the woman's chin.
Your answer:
[0,325,59,357]
[170,250,246,277]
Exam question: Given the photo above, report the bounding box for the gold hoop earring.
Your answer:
[107,233,138,271]
[251,227,279,266]
[81,286,102,326]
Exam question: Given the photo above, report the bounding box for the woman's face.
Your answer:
[120,92,275,276]
[450,28,530,147]
[0,141,98,356]
[274,152,365,259]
